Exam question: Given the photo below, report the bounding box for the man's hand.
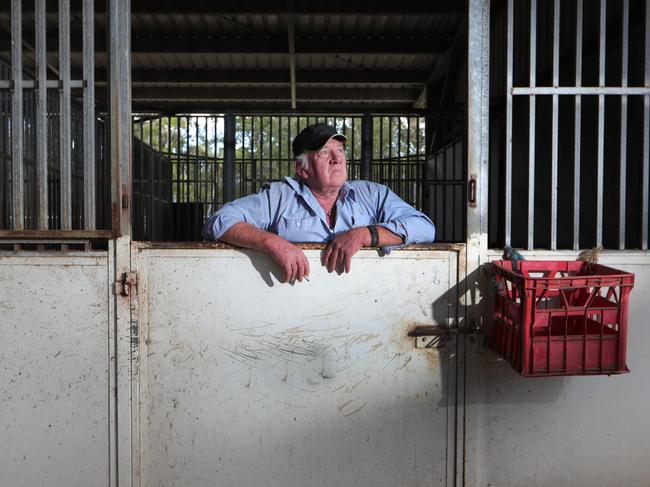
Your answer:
[322,227,371,274]
[266,238,310,283]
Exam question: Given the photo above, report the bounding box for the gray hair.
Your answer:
[296,153,310,171]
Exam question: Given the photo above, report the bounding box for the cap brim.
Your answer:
[319,133,347,149]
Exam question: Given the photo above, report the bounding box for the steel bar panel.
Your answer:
[59,0,72,230]
[596,0,607,247]
[528,0,537,250]
[551,0,560,250]
[83,0,96,229]
[35,0,48,229]
[505,0,513,247]
[11,0,24,230]
[512,87,650,95]
[641,2,650,250]
[574,0,583,251]
[0,80,83,89]
[620,0,629,249]
[0,229,114,238]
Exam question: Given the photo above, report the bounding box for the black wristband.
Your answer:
[367,225,379,247]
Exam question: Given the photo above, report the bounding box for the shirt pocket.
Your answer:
[277,216,323,242]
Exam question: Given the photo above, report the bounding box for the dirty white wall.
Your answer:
[466,252,650,487]
[0,253,110,487]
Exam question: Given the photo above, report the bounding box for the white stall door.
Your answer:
[134,247,459,487]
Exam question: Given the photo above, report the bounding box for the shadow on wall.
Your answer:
[430,265,567,405]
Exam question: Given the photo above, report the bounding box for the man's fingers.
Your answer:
[303,254,311,278]
[321,245,332,267]
[344,252,352,273]
[296,259,305,282]
[327,247,338,273]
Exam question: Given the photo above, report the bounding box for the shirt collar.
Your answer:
[284,176,356,201]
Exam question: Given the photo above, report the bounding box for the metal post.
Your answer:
[109,0,132,238]
[505,0,513,247]
[574,0,583,251]
[83,0,96,229]
[550,0,560,250]
[465,3,490,486]
[643,0,650,250]
[619,0,629,249]
[528,0,537,250]
[361,115,373,180]
[35,0,48,229]
[11,0,24,230]
[223,113,236,204]
[59,0,72,230]
[596,0,607,247]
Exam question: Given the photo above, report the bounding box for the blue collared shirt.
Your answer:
[202,177,435,250]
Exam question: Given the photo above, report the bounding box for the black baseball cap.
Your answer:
[292,123,347,158]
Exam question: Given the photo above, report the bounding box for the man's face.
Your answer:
[296,138,347,193]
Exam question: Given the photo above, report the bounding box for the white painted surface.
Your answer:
[0,254,110,487]
[134,248,459,487]
[467,252,650,487]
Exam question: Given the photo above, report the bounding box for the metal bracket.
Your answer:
[408,325,483,349]
[115,271,137,297]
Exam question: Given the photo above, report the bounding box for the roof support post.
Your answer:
[109,0,132,237]
[223,113,236,204]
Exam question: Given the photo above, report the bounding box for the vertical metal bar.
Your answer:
[505,0,513,247]
[11,0,24,230]
[35,0,48,229]
[643,0,650,249]
[83,0,96,229]
[528,0,537,250]
[223,113,235,203]
[574,0,583,250]
[59,0,72,229]
[619,0,629,249]
[596,0,606,247]
[550,0,560,250]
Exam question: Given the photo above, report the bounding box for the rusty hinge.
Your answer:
[115,271,138,297]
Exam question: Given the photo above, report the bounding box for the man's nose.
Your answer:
[330,152,344,164]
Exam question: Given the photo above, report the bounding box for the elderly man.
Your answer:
[202,123,435,282]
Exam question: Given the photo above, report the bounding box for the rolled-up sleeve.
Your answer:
[201,189,272,240]
[374,185,436,251]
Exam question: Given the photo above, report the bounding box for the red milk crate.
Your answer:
[489,260,634,377]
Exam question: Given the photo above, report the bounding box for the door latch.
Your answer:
[115,272,138,297]
[408,324,482,348]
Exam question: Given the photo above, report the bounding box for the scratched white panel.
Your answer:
[0,254,109,487]
[135,248,457,487]
[467,252,650,487]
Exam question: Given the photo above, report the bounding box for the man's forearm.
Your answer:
[374,225,404,247]
[219,222,284,252]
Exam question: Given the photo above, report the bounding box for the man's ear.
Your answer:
[295,158,308,179]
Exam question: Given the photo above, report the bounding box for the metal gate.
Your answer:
[130,245,462,487]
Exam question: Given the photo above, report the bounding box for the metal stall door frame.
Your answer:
[127,243,464,487]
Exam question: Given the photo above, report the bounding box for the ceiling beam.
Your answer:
[131,86,421,102]
[129,101,422,113]
[119,69,430,86]
[0,33,450,55]
[25,0,464,15]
